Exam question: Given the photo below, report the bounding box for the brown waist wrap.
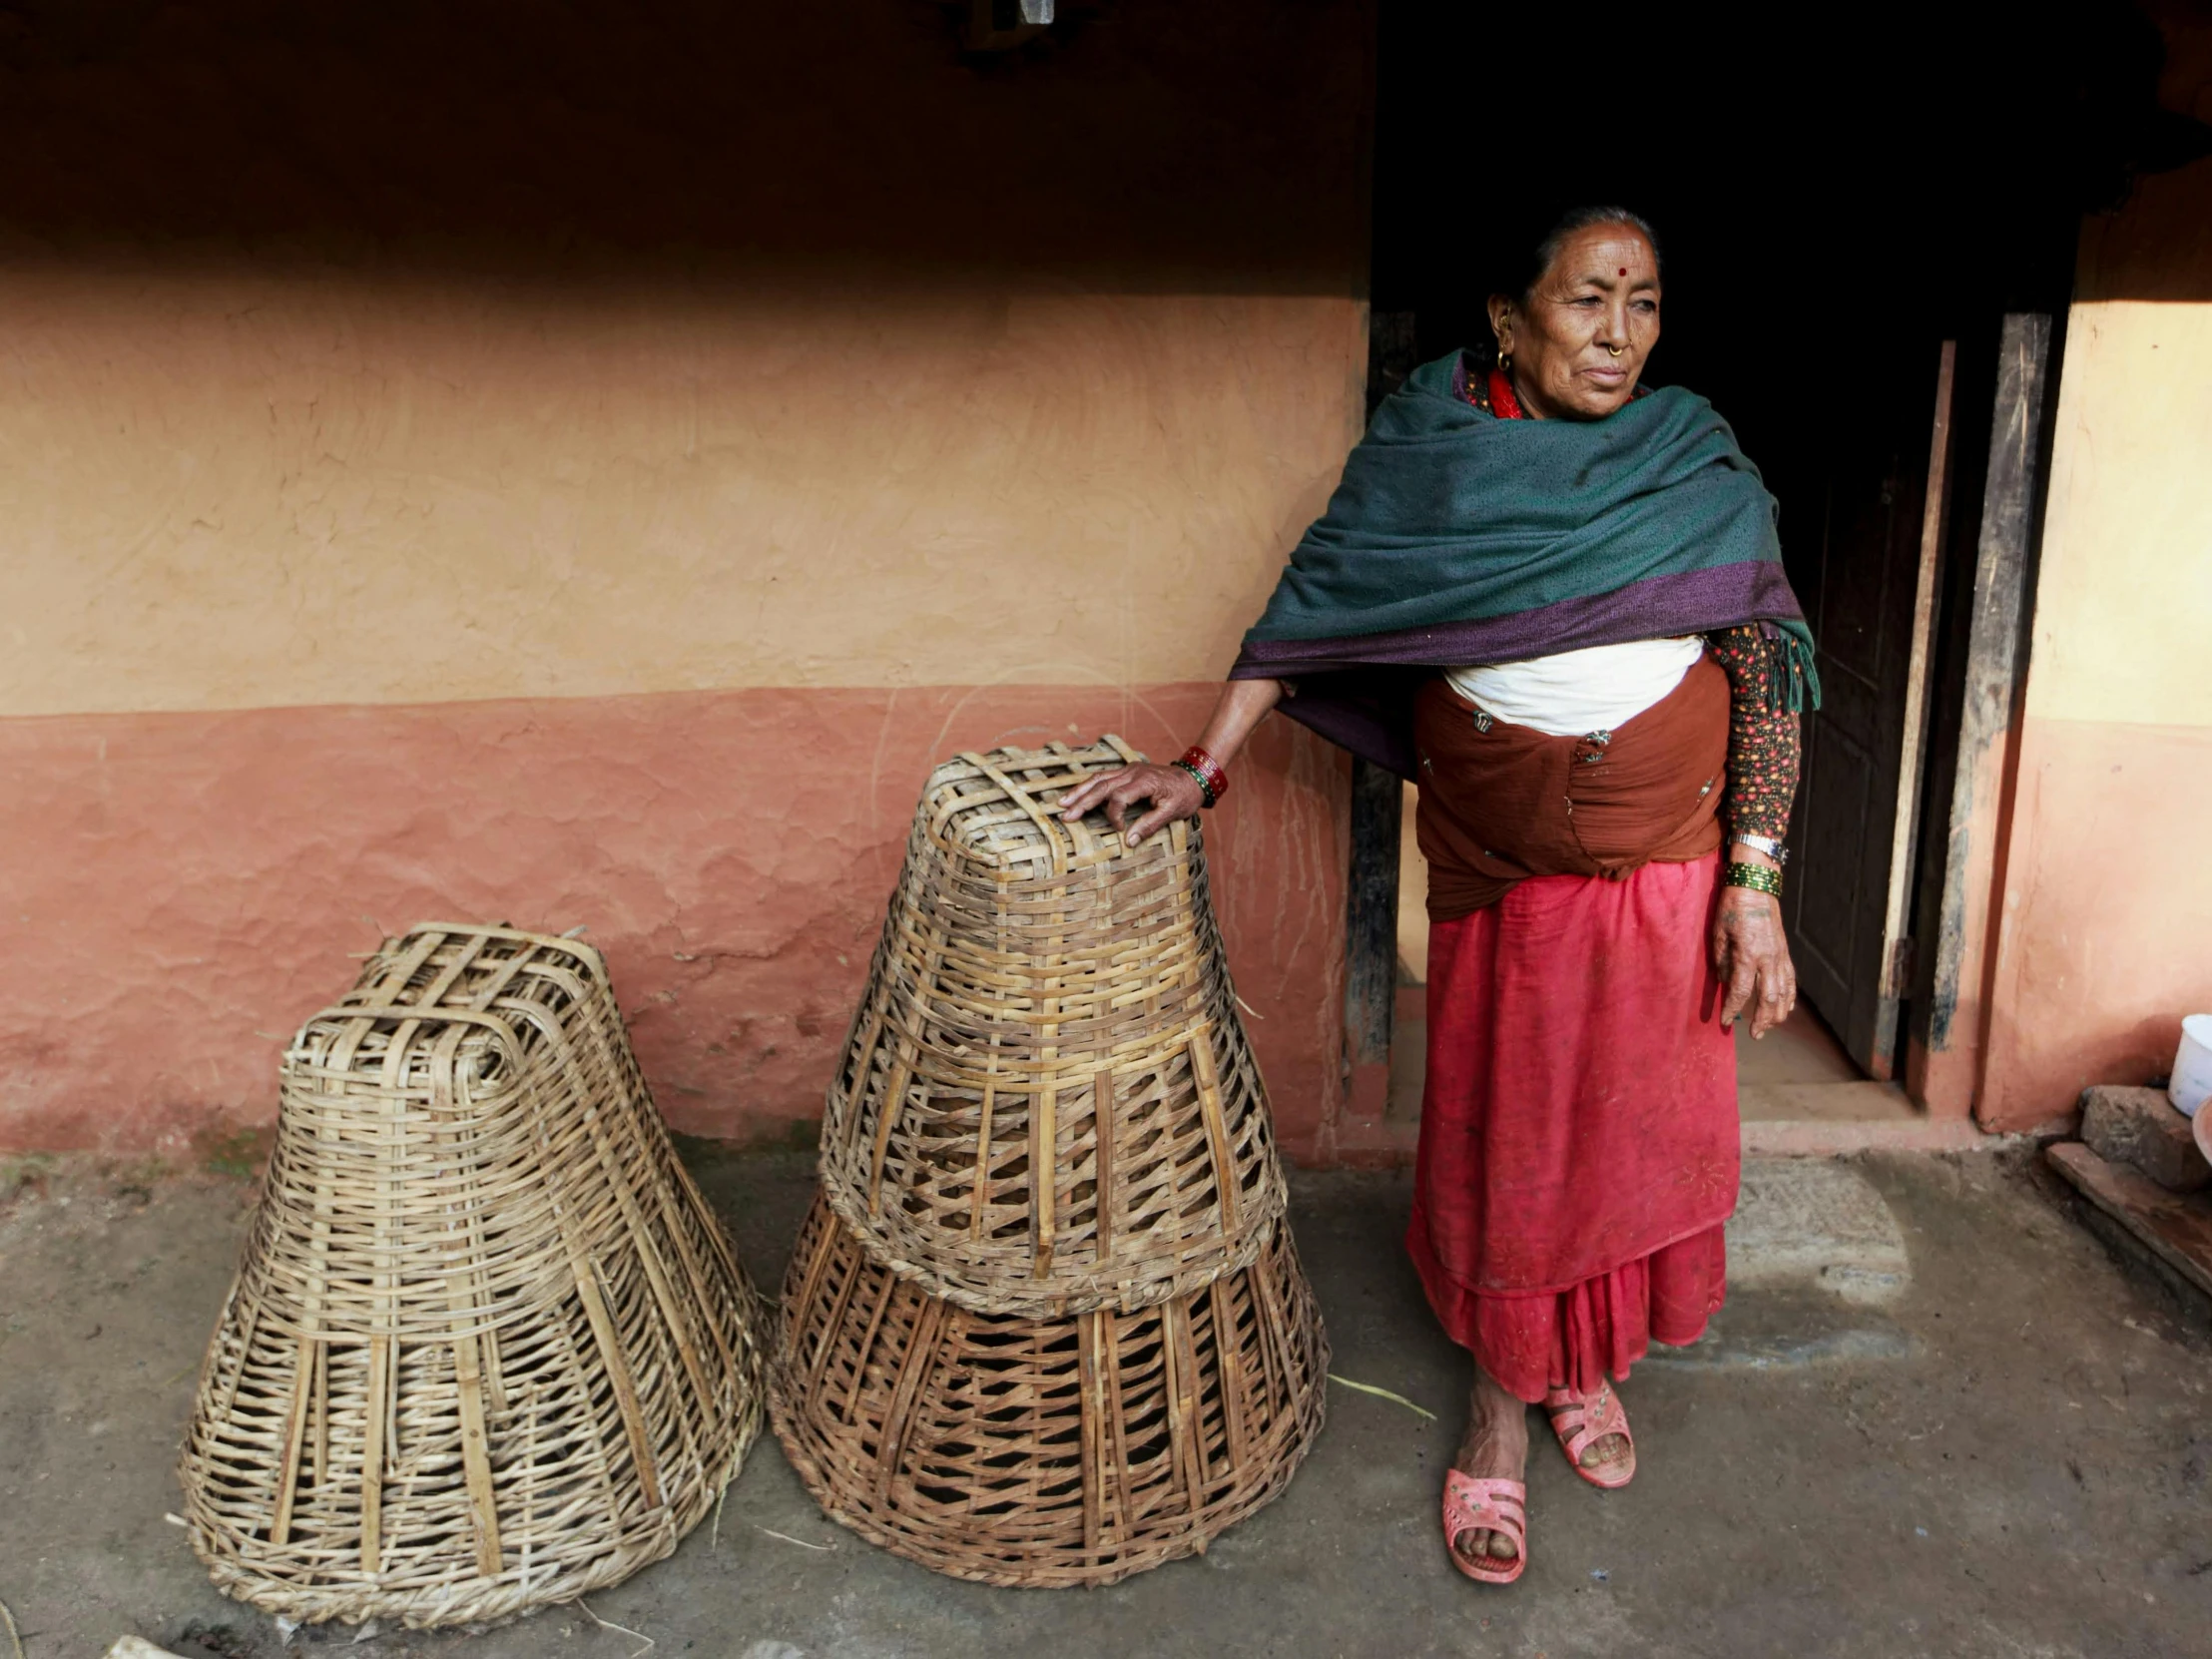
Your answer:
[1414,652,1731,921]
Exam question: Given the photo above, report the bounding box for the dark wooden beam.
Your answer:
[1343,755,1401,1087]
[1340,307,1420,1113]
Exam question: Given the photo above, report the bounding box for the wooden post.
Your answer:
[1340,306,1419,1120]
[1908,313,2054,1119]
[1342,755,1400,1116]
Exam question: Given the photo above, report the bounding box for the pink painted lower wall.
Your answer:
[0,687,1351,1161]
[1977,714,2212,1130]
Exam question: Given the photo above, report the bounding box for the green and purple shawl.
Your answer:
[1230,350,1819,777]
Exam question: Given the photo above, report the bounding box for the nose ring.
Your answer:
[1607,345,1624,358]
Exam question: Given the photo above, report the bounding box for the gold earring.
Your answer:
[1497,348,1513,374]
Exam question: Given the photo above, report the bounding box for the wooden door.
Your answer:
[1786,343,1956,1078]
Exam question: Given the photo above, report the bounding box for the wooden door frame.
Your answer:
[1862,339,1959,1076]
[1906,312,2059,1118]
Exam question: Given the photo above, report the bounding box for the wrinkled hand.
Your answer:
[1055,763,1206,848]
[1712,885,1797,1038]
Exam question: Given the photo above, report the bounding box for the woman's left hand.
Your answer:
[1712,882,1797,1038]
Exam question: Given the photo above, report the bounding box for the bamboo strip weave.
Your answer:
[179,925,767,1631]
[769,1196,1328,1588]
[819,739,1286,1318]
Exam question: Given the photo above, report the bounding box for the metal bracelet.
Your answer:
[1732,832,1788,863]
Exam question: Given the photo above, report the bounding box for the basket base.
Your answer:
[190,1435,757,1632]
[770,1197,1329,1589]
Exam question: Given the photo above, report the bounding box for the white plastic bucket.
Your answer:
[2170,1013,2212,1118]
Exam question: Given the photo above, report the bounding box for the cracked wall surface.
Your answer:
[0,685,1351,1158]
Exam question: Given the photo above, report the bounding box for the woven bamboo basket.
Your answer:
[820,738,1286,1319]
[179,924,767,1631]
[770,1194,1327,1587]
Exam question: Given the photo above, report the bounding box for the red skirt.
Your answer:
[1405,851,1738,1402]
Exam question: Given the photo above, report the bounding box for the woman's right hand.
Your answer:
[1054,677,1283,847]
[1056,763,1207,848]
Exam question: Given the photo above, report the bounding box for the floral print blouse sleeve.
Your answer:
[1705,624,1800,844]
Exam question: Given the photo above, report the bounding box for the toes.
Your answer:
[1579,1432,1631,1469]
[1453,1527,1517,1565]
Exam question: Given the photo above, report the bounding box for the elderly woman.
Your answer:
[1058,206,1814,1584]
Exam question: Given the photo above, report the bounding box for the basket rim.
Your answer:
[394,921,607,974]
[814,1163,1283,1319]
[288,922,612,1055]
[921,737,1160,872]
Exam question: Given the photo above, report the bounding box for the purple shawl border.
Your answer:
[1229,562,1802,676]
[1230,563,1803,780]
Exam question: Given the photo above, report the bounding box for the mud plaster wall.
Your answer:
[2024,298,2212,729]
[0,2,1376,1156]
[1978,158,2212,1128]
[0,281,1366,716]
[0,688,1351,1159]
[0,0,1375,716]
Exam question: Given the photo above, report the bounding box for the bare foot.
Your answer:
[1450,1365,1529,1566]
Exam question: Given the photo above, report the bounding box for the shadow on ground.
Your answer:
[2,1148,2207,1658]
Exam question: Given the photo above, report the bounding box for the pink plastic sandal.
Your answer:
[1543,1383,1637,1489]
[1441,1470,1526,1584]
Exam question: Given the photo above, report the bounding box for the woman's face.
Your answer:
[1488,225,1662,420]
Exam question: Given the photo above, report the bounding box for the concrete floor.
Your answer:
[1731,1005,1864,1087]
[4,1146,2209,1659]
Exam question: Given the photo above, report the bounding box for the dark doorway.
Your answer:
[1367,2,2176,1098]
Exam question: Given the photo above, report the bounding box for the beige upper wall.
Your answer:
[0,0,1375,718]
[1,271,1366,715]
[2023,297,2212,730]
[2025,90,2212,730]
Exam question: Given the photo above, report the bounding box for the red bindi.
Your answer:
[1618,267,1628,276]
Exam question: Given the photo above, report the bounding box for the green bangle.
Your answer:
[1169,758,1218,809]
[1724,860,1784,898]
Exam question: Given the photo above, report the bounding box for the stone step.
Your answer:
[2047,1139,2212,1302]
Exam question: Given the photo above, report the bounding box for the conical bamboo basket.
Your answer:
[179,924,767,1631]
[770,1195,1328,1588]
[819,738,1286,1319]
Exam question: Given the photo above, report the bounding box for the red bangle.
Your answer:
[1178,747,1228,806]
